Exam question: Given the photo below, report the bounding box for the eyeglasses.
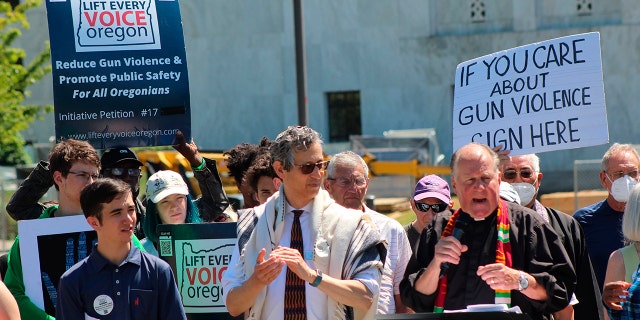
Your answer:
[415,202,448,213]
[104,168,142,177]
[607,170,639,181]
[67,171,99,181]
[327,176,368,188]
[294,161,329,175]
[503,169,535,180]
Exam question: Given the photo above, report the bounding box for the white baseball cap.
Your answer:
[146,170,189,203]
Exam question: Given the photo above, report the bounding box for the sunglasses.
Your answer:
[415,202,448,213]
[294,160,329,175]
[104,168,142,177]
[503,169,534,180]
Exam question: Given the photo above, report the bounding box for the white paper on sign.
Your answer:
[444,304,523,313]
[452,32,608,156]
[19,215,93,310]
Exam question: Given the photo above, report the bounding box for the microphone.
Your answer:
[439,216,469,279]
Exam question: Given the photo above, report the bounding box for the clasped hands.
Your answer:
[251,247,313,286]
[435,236,521,290]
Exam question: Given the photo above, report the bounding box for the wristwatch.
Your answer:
[518,271,529,291]
[310,269,323,287]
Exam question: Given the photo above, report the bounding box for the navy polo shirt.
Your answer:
[56,242,186,320]
[573,199,625,291]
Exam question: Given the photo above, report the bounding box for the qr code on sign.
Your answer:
[159,239,172,256]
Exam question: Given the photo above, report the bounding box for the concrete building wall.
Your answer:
[17,0,640,193]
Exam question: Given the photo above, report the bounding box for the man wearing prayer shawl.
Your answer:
[222,126,386,320]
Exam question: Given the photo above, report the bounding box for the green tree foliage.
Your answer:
[0,0,51,165]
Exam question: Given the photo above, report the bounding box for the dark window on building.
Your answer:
[327,91,361,142]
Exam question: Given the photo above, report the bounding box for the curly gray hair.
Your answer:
[269,126,323,170]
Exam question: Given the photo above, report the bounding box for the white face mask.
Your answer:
[511,182,537,206]
[610,175,638,203]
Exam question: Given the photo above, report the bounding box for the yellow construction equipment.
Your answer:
[134,149,450,197]
[135,150,237,195]
[361,153,451,177]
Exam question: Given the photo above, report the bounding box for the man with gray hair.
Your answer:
[400,142,575,319]
[574,143,640,290]
[222,126,386,319]
[324,151,412,314]
[501,152,603,320]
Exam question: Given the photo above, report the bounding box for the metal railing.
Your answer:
[573,159,604,212]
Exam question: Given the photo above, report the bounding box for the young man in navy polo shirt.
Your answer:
[56,178,186,320]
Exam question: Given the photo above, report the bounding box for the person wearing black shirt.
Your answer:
[400,143,575,320]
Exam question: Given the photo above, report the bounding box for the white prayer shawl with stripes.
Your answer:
[235,186,385,319]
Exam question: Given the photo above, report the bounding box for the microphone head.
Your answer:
[439,214,470,278]
[451,214,469,240]
[454,214,469,230]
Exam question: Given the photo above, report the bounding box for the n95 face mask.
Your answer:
[610,175,638,203]
[511,182,537,206]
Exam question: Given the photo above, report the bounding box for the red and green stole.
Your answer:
[433,200,512,313]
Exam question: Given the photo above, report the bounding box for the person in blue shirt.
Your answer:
[56,178,186,320]
[574,143,640,291]
[613,276,640,320]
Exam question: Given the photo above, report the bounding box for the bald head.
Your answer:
[451,143,500,178]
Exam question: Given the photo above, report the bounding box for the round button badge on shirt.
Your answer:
[93,294,114,315]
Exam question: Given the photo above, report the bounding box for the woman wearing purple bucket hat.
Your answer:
[405,175,454,257]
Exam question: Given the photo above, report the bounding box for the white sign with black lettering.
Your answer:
[452,32,608,155]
